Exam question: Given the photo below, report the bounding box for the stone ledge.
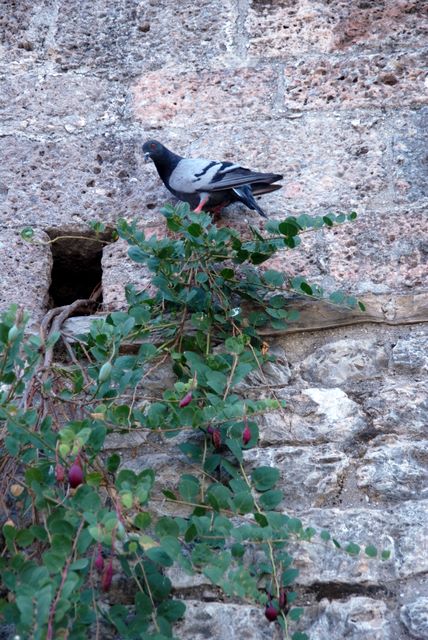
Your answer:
[62,291,428,342]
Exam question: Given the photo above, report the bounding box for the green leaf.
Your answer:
[187,223,203,237]
[157,599,186,622]
[220,268,235,280]
[203,565,225,584]
[254,513,268,527]
[320,530,331,542]
[225,438,243,463]
[282,568,299,586]
[225,336,246,355]
[263,270,285,286]
[145,548,173,567]
[365,545,377,558]
[206,370,227,394]
[292,633,309,640]
[278,220,300,237]
[155,517,179,538]
[300,281,313,295]
[134,512,152,530]
[345,542,360,556]
[178,475,200,502]
[259,489,283,510]
[381,549,391,561]
[251,466,280,492]
[231,491,254,514]
[184,523,197,543]
[289,607,304,621]
[358,300,366,312]
[20,227,34,241]
[107,453,121,473]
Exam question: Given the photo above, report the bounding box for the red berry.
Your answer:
[68,463,84,488]
[179,391,193,408]
[212,429,222,449]
[101,558,113,592]
[95,544,104,573]
[242,425,251,445]
[265,603,279,622]
[55,464,65,483]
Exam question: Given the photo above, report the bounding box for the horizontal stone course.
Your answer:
[246,0,428,58]
[283,50,428,111]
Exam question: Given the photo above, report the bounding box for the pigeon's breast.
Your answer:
[169,158,224,193]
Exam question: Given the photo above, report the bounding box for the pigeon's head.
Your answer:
[143,139,166,163]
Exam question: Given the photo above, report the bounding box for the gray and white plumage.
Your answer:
[142,139,283,217]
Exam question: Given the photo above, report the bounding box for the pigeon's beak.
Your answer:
[143,152,151,163]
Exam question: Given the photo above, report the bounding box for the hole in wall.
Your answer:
[47,228,115,309]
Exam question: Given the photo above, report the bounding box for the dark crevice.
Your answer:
[305,581,392,602]
[47,228,115,309]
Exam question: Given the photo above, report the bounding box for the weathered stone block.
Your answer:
[401,597,428,640]
[133,67,276,128]
[175,600,273,640]
[102,228,162,311]
[53,0,237,76]
[306,597,391,640]
[362,380,428,439]
[0,132,158,229]
[258,387,367,445]
[325,202,428,294]
[282,50,427,111]
[392,107,428,203]
[245,443,350,508]
[246,0,428,58]
[0,68,126,136]
[0,0,55,61]
[299,339,388,387]
[295,500,428,584]
[0,229,52,326]
[356,436,428,501]
[391,334,428,373]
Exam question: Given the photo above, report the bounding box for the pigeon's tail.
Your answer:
[252,182,282,196]
[233,185,268,218]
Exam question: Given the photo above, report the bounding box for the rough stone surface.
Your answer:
[245,0,428,57]
[305,596,391,640]
[1,0,427,638]
[299,338,388,387]
[400,597,428,639]
[245,443,350,509]
[356,437,428,502]
[282,50,428,111]
[0,229,52,326]
[258,387,367,445]
[174,601,273,640]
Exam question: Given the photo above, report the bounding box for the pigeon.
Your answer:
[143,139,283,218]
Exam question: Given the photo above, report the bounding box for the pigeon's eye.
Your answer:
[150,143,156,150]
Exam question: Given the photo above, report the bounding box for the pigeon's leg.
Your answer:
[210,204,225,217]
[194,193,209,213]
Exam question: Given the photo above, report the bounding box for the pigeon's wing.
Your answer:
[200,164,283,192]
[168,158,282,194]
[168,158,225,193]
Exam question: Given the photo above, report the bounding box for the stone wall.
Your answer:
[1,1,427,638]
